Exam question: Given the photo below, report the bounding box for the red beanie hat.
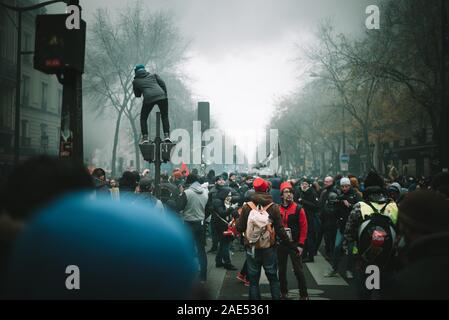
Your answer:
[280,181,293,193]
[253,177,269,193]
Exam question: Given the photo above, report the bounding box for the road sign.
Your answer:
[340,162,349,171]
[340,153,350,163]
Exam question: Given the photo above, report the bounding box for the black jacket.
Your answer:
[295,187,319,216]
[335,188,361,233]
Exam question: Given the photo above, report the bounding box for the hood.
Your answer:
[269,178,281,190]
[135,69,149,78]
[189,182,204,194]
[250,192,274,206]
[364,186,388,202]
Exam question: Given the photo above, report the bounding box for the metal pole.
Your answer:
[14,11,22,165]
[154,112,161,198]
[441,0,449,172]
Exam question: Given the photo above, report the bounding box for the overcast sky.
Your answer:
[48,0,379,156]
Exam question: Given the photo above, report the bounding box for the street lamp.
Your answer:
[0,0,75,165]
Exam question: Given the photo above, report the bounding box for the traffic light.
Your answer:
[34,14,86,74]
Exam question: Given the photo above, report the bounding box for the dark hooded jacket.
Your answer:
[236,192,296,250]
[132,70,167,104]
[211,188,239,234]
[269,178,282,205]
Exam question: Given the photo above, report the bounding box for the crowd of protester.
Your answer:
[0,156,448,300]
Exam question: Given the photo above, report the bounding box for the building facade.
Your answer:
[0,0,62,177]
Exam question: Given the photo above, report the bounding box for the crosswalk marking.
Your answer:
[305,252,349,286]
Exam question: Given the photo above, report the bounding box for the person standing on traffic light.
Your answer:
[132,64,171,144]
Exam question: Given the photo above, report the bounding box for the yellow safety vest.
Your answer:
[359,201,398,225]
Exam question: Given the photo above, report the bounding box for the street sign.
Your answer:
[340,153,350,163]
[340,162,349,171]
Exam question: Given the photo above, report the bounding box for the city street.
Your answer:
[204,240,357,300]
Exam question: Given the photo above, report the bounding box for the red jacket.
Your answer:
[279,202,308,246]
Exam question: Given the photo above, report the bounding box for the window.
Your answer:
[22,75,30,107]
[40,123,49,149]
[41,82,48,111]
[21,119,30,147]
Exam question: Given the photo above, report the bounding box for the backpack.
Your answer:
[245,201,275,249]
[357,201,397,267]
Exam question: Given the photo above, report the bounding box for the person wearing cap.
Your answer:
[318,176,338,259]
[344,171,398,298]
[132,64,171,144]
[278,181,309,300]
[324,177,361,278]
[236,177,298,300]
[136,177,164,212]
[381,190,449,299]
[387,182,403,204]
[205,175,229,253]
[294,178,319,263]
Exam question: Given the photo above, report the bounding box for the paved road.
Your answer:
[203,240,359,300]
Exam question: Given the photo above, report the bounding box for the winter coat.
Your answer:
[180,182,208,222]
[211,190,239,234]
[236,192,296,250]
[335,187,362,233]
[279,202,308,247]
[132,70,167,104]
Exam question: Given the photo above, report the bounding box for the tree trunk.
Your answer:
[112,109,125,177]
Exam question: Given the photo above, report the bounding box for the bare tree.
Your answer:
[84,3,193,176]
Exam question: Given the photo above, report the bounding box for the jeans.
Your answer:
[209,222,219,250]
[140,98,170,136]
[277,244,308,297]
[186,221,208,281]
[216,235,232,265]
[331,229,354,272]
[246,246,281,300]
[303,212,317,259]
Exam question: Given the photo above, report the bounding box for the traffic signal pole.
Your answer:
[154,112,162,198]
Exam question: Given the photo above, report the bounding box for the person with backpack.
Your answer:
[236,177,298,300]
[324,177,362,278]
[278,181,309,300]
[344,171,398,299]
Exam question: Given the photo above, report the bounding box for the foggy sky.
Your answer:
[47,0,380,154]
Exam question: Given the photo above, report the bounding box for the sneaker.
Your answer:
[324,269,338,277]
[346,270,354,279]
[140,135,149,144]
[236,272,246,282]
